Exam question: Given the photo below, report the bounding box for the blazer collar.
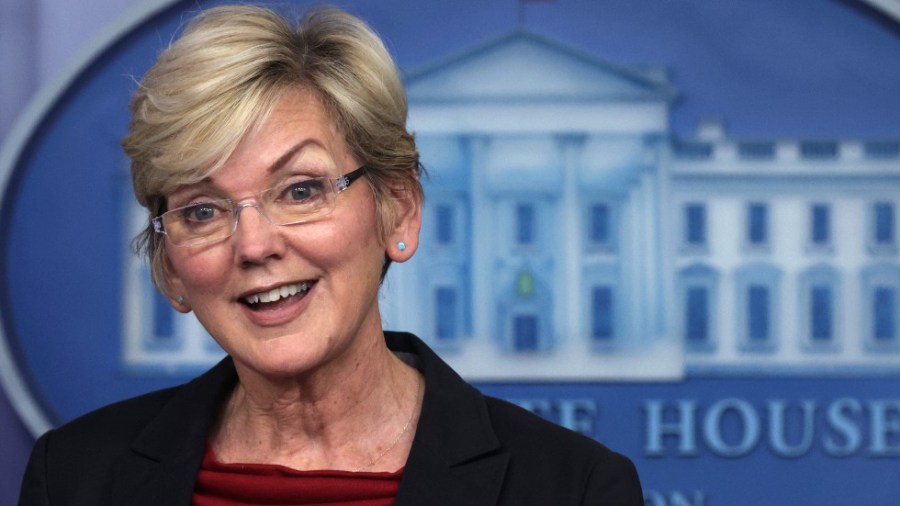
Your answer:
[387,332,510,506]
[110,358,237,506]
[108,333,510,506]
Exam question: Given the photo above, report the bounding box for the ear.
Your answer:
[162,253,192,313]
[385,185,422,263]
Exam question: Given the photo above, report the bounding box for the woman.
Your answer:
[19,5,642,505]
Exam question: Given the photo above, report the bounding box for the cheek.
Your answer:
[295,222,379,272]
[320,193,382,251]
[168,250,231,293]
[304,206,384,276]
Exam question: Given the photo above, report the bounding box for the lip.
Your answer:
[237,280,317,327]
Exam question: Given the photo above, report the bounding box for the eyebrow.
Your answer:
[195,139,325,189]
[266,140,318,175]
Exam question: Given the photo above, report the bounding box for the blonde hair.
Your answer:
[123,4,422,293]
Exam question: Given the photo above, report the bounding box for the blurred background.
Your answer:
[2,1,899,504]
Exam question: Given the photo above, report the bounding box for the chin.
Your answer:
[238,345,331,380]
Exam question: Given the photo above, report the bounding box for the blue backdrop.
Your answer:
[2,1,899,504]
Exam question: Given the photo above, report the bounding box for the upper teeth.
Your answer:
[244,282,310,305]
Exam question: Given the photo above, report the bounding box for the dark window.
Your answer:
[685,287,709,343]
[874,287,896,341]
[588,204,610,245]
[516,204,535,245]
[874,202,895,245]
[748,285,770,341]
[153,291,174,339]
[514,315,539,351]
[685,204,706,246]
[747,203,768,245]
[800,141,838,159]
[811,204,831,245]
[737,142,775,160]
[435,204,454,245]
[673,141,713,159]
[865,141,900,159]
[435,287,457,340]
[810,286,833,341]
[591,286,613,340]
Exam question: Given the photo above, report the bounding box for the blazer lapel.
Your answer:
[109,358,237,506]
[389,332,510,506]
[397,446,509,506]
[108,455,204,506]
[108,335,508,505]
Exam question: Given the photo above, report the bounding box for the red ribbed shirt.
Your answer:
[192,445,403,506]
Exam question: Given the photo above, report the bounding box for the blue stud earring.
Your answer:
[397,241,407,252]
[177,296,184,305]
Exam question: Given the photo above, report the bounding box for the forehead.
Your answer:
[164,88,357,202]
[228,87,350,170]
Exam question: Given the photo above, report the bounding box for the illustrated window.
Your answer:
[747,285,770,342]
[591,285,614,341]
[152,291,175,341]
[684,203,707,248]
[434,287,458,341]
[872,202,896,249]
[516,203,536,245]
[435,204,455,245]
[678,264,719,352]
[809,285,834,342]
[735,263,781,352]
[685,286,710,345]
[810,203,831,247]
[798,266,840,350]
[746,202,768,248]
[514,314,540,351]
[587,203,611,248]
[873,286,897,343]
[861,265,900,351]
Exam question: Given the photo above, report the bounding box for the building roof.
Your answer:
[404,29,677,104]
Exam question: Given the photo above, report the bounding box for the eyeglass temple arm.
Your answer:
[336,166,368,191]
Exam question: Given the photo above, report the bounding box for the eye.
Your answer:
[281,179,326,203]
[179,202,226,223]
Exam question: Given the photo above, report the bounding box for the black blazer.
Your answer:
[19,332,643,505]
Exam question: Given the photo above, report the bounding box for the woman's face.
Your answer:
[162,88,419,380]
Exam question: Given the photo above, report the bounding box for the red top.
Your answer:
[192,445,404,506]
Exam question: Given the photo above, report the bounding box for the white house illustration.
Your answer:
[122,30,900,380]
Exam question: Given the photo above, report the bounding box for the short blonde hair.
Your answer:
[124,4,422,293]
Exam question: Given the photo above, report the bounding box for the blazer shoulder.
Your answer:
[483,395,616,457]
[46,384,181,455]
[45,356,235,452]
[19,385,183,505]
[20,360,236,504]
[483,395,643,504]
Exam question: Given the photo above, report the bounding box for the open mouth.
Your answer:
[241,281,314,310]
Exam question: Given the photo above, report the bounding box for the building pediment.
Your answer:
[404,30,676,103]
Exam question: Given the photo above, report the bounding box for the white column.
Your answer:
[468,135,492,341]
[557,134,585,345]
[640,169,664,345]
[654,136,676,346]
[623,182,640,344]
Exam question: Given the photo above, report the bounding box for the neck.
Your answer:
[210,335,423,471]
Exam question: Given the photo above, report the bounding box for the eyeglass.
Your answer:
[152,166,368,247]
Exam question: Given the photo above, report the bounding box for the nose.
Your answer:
[234,201,275,225]
[231,203,285,265]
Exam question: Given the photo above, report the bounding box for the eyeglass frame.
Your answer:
[151,165,369,247]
